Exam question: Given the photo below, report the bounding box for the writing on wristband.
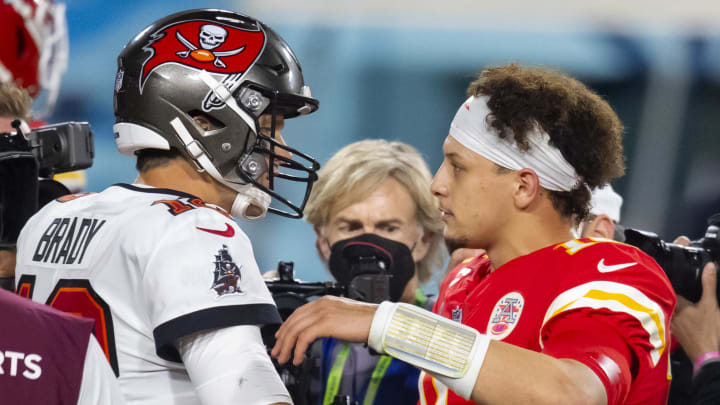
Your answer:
[694,351,720,375]
[369,302,489,379]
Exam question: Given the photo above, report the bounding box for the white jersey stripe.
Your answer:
[540,281,667,366]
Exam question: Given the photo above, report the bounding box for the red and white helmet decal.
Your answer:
[140,20,266,94]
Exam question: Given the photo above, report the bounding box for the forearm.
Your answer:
[369,302,606,405]
[470,341,606,405]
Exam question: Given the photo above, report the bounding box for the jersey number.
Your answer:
[16,275,119,376]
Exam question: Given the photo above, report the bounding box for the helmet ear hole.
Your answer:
[188,110,225,131]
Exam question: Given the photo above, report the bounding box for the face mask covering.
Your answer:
[328,233,415,303]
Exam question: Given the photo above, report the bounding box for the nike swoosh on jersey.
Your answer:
[597,259,637,273]
[196,223,235,237]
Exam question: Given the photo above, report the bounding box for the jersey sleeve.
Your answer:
[539,240,676,404]
[541,311,634,405]
[142,210,281,362]
[177,325,291,405]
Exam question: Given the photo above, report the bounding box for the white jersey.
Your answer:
[15,183,284,404]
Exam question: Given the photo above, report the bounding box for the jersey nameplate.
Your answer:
[32,217,106,265]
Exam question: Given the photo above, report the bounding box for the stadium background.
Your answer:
[49,0,720,289]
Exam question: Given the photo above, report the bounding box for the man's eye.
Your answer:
[338,224,360,232]
[380,225,398,233]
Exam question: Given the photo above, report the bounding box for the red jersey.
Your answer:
[419,238,675,405]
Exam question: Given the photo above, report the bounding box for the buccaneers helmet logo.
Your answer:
[211,245,244,297]
[139,20,266,93]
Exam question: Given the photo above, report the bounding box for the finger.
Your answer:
[262,270,279,280]
[273,302,324,363]
[292,325,324,366]
[274,316,311,364]
[673,236,691,246]
[700,262,718,307]
[271,301,315,358]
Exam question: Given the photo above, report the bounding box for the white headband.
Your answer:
[449,96,581,192]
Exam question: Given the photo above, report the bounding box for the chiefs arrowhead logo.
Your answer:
[139,20,266,99]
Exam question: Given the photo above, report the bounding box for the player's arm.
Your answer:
[177,325,291,405]
[76,336,127,405]
[272,297,609,405]
[144,212,288,404]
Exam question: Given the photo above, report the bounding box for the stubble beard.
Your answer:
[444,237,468,254]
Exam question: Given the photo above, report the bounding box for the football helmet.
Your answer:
[113,9,320,219]
[0,0,69,118]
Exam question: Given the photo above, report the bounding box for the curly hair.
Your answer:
[467,64,625,221]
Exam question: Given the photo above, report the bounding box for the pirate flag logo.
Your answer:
[139,19,266,108]
[211,245,244,297]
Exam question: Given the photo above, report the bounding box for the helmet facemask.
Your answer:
[190,71,320,219]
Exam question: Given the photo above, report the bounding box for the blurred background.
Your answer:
[48,0,720,290]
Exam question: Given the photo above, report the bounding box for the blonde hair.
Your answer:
[0,81,32,121]
[305,139,446,283]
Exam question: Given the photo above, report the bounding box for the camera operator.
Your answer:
[670,237,720,405]
[300,139,446,405]
[0,80,42,291]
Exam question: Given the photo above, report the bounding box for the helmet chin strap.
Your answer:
[231,184,271,220]
[169,117,271,221]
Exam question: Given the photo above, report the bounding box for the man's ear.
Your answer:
[513,168,541,210]
[583,214,616,240]
[315,225,331,261]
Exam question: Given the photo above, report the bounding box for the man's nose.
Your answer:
[274,132,293,161]
[431,168,447,197]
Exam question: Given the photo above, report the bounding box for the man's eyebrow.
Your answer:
[334,217,362,225]
[375,219,403,227]
[444,151,464,160]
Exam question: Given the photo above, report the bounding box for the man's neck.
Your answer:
[486,211,575,270]
[135,159,233,211]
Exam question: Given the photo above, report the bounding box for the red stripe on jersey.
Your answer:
[420,372,439,405]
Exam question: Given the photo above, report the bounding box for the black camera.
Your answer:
[624,213,720,302]
[266,261,346,321]
[1,121,94,249]
[11,121,94,177]
[264,262,346,405]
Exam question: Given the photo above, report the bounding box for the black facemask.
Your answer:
[328,233,415,303]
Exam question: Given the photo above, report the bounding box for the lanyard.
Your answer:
[323,290,427,405]
[323,343,393,405]
[414,288,427,308]
[323,343,351,405]
[362,354,392,405]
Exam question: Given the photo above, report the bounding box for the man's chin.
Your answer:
[444,237,468,253]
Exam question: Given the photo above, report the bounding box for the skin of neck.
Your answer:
[484,190,576,270]
[135,158,236,213]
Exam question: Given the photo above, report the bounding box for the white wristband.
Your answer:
[368,301,490,399]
